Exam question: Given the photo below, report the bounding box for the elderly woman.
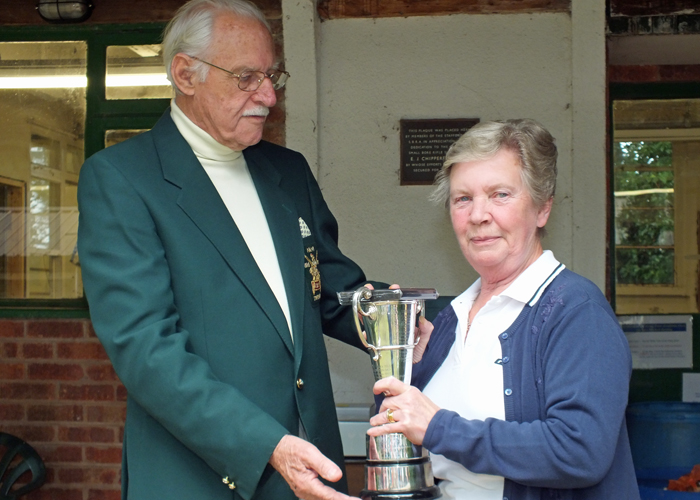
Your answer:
[368,119,640,500]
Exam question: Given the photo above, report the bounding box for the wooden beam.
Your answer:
[610,0,700,18]
[317,0,570,20]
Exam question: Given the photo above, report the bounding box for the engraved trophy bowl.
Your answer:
[338,287,441,500]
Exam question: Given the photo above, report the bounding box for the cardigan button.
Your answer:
[296,378,305,390]
[504,388,513,396]
[500,332,508,340]
[502,356,509,363]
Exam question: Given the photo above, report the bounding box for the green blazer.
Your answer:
[77,110,371,500]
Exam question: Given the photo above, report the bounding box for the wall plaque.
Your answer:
[400,118,479,185]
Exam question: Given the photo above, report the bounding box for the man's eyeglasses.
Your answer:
[190,56,290,91]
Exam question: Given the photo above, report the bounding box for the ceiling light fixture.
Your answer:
[36,0,93,24]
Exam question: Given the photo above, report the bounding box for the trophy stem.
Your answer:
[340,287,441,500]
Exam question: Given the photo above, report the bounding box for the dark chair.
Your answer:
[0,433,46,499]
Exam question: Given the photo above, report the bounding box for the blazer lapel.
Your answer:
[150,112,294,354]
[244,146,305,360]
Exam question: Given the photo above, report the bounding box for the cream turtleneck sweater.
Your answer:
[170,100,293,342]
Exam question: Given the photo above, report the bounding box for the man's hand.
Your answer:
[269,435,359,500]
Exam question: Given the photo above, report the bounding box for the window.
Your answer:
[614,140,674,286]
[0,26,170,310]
[612,97,700,314]
[106,44,172,100]
[0,41,86,301]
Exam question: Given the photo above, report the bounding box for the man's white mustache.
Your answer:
[242,107,269,117]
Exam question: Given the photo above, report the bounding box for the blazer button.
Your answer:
[296,378,304,390]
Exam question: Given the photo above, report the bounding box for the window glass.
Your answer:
[0,41,86,299]
[613,140,674,285]
[106,45,173,100]
[105,129,148,148]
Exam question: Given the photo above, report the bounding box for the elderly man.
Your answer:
[77,1,375,499]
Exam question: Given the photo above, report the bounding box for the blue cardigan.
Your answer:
[413,269,640,500]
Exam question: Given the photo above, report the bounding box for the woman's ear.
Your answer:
[170,53,197,96]
[537,197,554,228]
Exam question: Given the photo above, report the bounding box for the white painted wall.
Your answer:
[283,0,606,404]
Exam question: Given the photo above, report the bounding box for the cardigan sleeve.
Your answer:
[422,281,632,489]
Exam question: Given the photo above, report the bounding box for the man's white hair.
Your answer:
[162,0,271,93]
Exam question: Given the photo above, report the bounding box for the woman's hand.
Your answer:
[413,317,433,364]
[367,376,440,446]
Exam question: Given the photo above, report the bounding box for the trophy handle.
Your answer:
[352,287,380,361]
[413,300,425,347]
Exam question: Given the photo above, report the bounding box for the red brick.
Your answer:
[86,322,98,338]
[608,64,660,82]
[42,445,84,463]
[0,403,24,420]
[43,468,55,483]
[59,384,115,401]
[1,382,56,399]
[56,467,87,484]
[86,405,126,424]
[23,342,55,359]
[32,487,84,500]
[0,320,25,338]
[27,321,84,339]
[2,425,56,442]
[27,404,83,422]
[57,466,119,485]
[59,426,115,444]
[658,64,700,81]
[0,363,25,379]
[86,446,123,464]
[28,363,84,381]
[85,364,119,382]
[57,342,109,361]
[116,385,127,402]
[88,488,122,500]
[1,341,19,358]
[90,427,117,444]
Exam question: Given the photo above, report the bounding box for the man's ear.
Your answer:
[170,53,197,95]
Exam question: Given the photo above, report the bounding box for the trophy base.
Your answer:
[360,485,441,500]
[361,456,441,500]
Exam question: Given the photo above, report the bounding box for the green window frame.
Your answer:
[0,24,170,317]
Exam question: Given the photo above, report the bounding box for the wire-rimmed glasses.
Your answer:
[190,56,289,91]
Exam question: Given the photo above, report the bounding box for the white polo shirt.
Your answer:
[422,250,563,500]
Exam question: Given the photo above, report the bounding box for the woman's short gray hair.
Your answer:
[430,119,558,210]
[162,0,271,93]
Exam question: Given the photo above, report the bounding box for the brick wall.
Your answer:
[0,319,124,500]
[608,64,700,83]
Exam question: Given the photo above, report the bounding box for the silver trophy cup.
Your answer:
[339,287,441,500]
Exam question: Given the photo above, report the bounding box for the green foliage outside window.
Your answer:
[614,141,674,285]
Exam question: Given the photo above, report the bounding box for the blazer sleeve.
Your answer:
[78,154,288,500]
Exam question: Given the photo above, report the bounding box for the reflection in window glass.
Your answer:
[613,141,674,285]
[105,129,148,148]
[0,41,85,299]
[106,45,173,100]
